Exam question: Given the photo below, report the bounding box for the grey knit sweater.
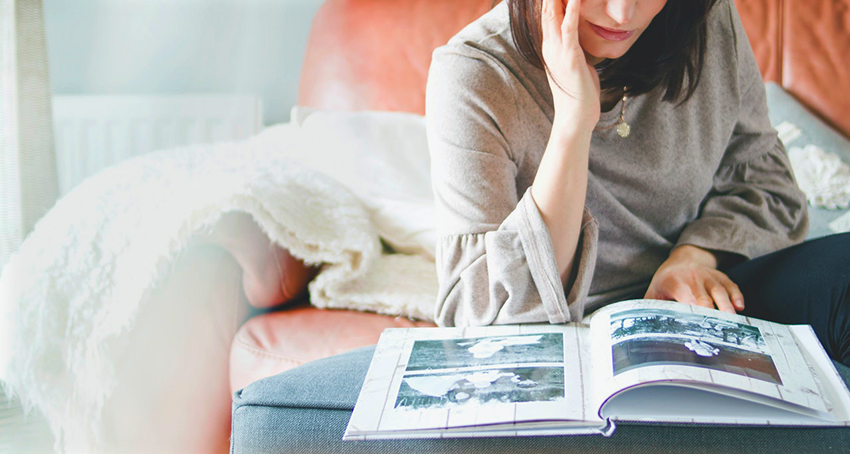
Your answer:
[425,0,808,327]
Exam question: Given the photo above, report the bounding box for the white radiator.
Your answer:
[51,94,263,195]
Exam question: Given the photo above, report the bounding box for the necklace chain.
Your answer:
[594,87,630,138]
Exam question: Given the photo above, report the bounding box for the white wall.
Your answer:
[44,0,325,126]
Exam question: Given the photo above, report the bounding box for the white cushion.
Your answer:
[266,107,437,259]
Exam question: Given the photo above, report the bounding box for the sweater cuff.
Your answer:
[567,207,598,322]
[514,189,598,323]
[675,217,752,260]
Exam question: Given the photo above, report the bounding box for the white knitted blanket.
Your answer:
[0,123,437,451]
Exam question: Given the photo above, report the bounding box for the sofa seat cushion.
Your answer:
[229,304,435,393]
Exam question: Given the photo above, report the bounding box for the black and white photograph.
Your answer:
[394,366,565,410]
[405,333,564,372]
[609,309,781,384]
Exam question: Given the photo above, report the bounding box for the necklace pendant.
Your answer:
[617,121,630,138]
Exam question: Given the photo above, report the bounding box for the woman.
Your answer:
[426,0,850,365]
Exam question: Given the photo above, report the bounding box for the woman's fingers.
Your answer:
[542,0,584,61]
[690,280,717,310]
[706,279,736,314]
[654,275,737,314]
[540,0,600,130]
[663,279,702,308]
[721,276,745,311]
[645,248,746,314]
[541,0,563,46]
[562,0,581,41]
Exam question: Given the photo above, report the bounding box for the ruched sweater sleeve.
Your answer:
[675,4,808,258]
[426,46,598,328]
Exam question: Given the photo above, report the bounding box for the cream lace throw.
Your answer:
[776,120,850,234]
[788,144,850,210]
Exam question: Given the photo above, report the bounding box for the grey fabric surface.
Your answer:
[231,346,850,454]
[426,0,808,328]
[764,82,850,240]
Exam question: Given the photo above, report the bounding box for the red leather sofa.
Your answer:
[230,0,850,395]
[223,0,850,447]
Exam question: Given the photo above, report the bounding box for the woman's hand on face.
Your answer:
[541,0,601,133]
[644,245,745,314]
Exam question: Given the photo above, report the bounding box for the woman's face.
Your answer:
[573,0,668,65]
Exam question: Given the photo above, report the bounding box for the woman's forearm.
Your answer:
[530,119,592,287]
[532,0,600,288]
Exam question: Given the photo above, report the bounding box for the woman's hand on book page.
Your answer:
[644,245,745,314]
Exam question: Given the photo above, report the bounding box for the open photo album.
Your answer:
[344,299,850,440]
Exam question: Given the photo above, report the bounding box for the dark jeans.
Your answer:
[721,233,850,366]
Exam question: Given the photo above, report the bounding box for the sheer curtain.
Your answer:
[0,0,58,273]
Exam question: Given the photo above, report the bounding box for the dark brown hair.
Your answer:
[508,0,720,102]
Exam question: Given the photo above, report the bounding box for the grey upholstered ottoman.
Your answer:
[231,346,850,454]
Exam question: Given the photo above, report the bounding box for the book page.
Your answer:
[345,324,605,440]
[789,325,850,423]
[587,300,831,418]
